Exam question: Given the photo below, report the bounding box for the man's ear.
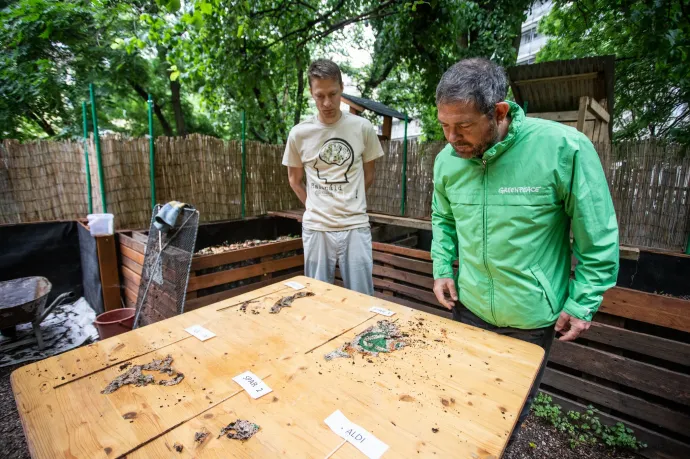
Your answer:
[495,102,511,122]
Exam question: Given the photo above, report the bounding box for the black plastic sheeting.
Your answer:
[618,250,690,297]
[0,221,83,306]
[78,223,104,314]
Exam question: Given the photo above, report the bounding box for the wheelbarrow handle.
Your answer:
[35,291,74,325]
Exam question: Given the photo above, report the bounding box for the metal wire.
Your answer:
[133,204,199,328]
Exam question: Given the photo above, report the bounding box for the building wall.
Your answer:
[516,0,553,65]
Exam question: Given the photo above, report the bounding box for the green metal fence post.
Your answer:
[241,110,247,219]
[400,114,409,216]
[685,232,690,255]
[148,94,156,209]
[81,101,93,214]
[89,83,107,213]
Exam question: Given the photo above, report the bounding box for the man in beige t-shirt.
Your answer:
[283,59,384,295]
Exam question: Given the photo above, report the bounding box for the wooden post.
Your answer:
[381,115,392,140]
[576,96,590,133]
[95,235,122,311]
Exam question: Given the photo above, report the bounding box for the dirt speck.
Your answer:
[104,447,112,455]
[122,412,137,420]
[432,427,439,433]
[399,394,415,402]
[173,442,183,452]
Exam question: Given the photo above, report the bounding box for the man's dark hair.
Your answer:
[435,58,508,115]
[308,59,342,87]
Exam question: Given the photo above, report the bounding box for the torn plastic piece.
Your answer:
[101,354,184,394]
[269,291,315,314]
[218,419,260,440]
[324,320,406,361]
[239,300,258,313]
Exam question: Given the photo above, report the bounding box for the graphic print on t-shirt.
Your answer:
[313,137,354,184]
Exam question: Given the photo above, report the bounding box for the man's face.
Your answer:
[437,101,499,159]
[310,77,343,124]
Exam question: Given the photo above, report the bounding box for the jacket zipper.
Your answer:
[482,159,497,324]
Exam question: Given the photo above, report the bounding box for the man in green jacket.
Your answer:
[431,58,619,440]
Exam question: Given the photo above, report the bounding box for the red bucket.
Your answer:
[94,308,135,340]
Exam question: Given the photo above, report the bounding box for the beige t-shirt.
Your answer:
[282,112,384,231]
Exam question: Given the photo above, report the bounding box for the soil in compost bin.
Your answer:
[101,354,184,394]
[195,235,299,256]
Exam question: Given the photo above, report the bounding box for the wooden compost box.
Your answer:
[117,216,304,313]
[338,223,690,459]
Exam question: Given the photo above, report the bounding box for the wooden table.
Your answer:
[12,276,544,459]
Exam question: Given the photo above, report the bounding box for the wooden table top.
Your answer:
[12,276,544,459]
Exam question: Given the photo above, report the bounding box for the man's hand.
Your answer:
[433,278,457,310]
[555,311,590,341]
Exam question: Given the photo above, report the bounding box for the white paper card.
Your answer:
[184,325,216,341]
[324,410,389,459]
[369,306,395,317]
[232,371,273,399]
[284,281,305,290]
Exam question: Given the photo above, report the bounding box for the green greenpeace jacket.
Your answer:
[431,101,619,329]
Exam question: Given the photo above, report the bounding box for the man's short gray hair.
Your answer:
[308,59,342,87]
[435,58,508,115]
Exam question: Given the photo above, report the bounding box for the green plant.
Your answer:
[531,393,646,451]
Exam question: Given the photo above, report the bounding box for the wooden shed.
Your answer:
[508,55,615,144]
[341,93,407,141]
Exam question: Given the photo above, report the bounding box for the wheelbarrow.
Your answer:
[0,277,73,350]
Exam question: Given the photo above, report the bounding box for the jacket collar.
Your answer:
[449,100,525,163]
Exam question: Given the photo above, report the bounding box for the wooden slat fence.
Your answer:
[1,136,688,251]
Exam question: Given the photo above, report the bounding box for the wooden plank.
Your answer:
[267,210,304,222]
[131,231,149,245]
[187,254,304,292]
[368,213,432,231]
[587,98,611,123]
[121,255,142,276]
[191,238,303,271]
[123,285,138,305]
[576,96,589,132]
[549,340,690,405]
[513,72,600,86]
[96,235,122,312]
[373,241,432,261]
[527,110,594,122]
[121,265,141,285]
[394,234,418,247]
[12,276,544,459]
[118,233,146,254]
[542,390,690,459]
[542,368,690,436]
[373,264,434,290]
[373,277,439,306]
[584,322,690,366]
[373,251,434,275]
[184,272,298,311]
[120,244,145,266]
[600,287,690,333]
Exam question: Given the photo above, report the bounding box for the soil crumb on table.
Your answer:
[324,320,406,361]
[270,291,315,314]
[218,419,260,440]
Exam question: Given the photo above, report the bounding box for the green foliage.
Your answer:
[531,392,646,451]
[537,0,690,143]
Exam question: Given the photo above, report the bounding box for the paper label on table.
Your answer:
[184,325,216,341]
[284,281,305,290]
[369,306,395,317]
[324,410,389,459]
[232,371,272,399]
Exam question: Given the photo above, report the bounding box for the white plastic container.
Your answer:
[87,213,114,236]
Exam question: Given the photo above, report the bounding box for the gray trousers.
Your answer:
[452,305,555,442]
[302,227,374,296]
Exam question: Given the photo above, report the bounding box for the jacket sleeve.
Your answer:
[561,135,619,321]
[431,159,458,279]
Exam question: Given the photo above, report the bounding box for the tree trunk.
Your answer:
[27,111,56,136]
[158,46,187,137]
[169,79,187,136]
[127,80,174,137]
[294,59,305,126]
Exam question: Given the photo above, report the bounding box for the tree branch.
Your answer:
[127,79,174,137]
[27,111,56,136]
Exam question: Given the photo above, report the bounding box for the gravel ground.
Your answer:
[0,362,643,459]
